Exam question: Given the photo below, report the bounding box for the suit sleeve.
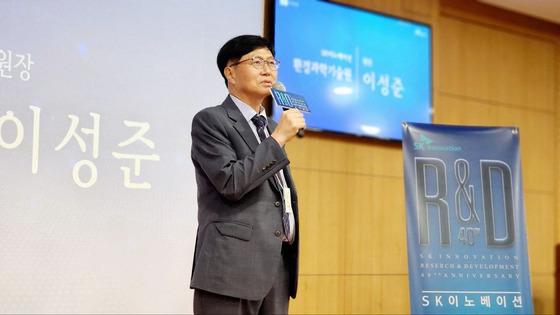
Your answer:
[191,108,290,201]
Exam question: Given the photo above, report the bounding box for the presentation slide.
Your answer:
[0,1,263,313]
[273,0,432,141]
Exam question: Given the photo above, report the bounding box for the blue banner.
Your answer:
[402,122,533,314]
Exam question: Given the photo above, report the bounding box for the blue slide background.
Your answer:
[274,0,431,141]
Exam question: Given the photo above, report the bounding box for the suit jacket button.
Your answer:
[274,230,281,237]
[262,166,267,172]
[274,201,281,207]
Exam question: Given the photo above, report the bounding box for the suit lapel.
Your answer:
[223,96,287,194]
[222,96,260,152]
[222,96,286,193]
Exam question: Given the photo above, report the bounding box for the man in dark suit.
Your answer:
[190,35,305,314]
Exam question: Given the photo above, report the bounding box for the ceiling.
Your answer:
[478,0,560,24]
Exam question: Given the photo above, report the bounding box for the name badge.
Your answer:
[282,187,293,214]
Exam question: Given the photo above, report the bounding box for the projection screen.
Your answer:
[0,0,264,313]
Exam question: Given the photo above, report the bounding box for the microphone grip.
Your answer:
[282,107,305,138]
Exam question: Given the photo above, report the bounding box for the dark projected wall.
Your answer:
[0,0,263,313]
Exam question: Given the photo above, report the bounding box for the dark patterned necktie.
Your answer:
[251,114,294,244]
[251,114,268,143]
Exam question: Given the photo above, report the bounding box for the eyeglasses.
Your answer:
[229,56,280,71]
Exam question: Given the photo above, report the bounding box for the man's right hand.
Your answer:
[270,108,306,147]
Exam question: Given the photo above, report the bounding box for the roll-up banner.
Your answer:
[402,122,533,314]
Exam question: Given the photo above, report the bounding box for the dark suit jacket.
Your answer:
[190,95,299,300]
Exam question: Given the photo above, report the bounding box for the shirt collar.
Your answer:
[230,94,267,124]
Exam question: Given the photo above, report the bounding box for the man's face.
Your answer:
[225,47,277,105]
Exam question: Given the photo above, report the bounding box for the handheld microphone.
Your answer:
[272,82,305,138]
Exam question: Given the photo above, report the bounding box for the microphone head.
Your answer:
[272,81,286,91]
[272,81,305,138]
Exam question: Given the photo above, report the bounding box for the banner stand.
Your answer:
[402,122,533,314]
